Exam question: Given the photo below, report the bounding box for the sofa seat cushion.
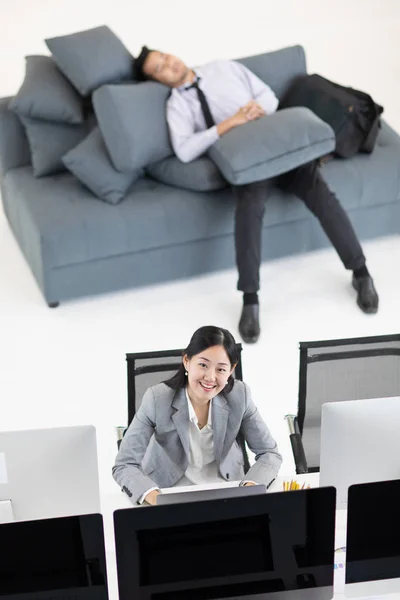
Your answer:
[208,107,335,185]
[146,156,228,192]
[4,123,400,270]
[3,168,235,269]
[322,120,400,212]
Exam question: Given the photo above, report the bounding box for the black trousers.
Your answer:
[233,159,366,293]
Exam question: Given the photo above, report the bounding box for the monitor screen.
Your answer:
[345,480,400,598]
[114,487,336,600]
[0,425,100,523]
[0,513,108,600]
[319,397,400,509]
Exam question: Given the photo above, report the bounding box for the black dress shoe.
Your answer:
[239,304,260,344]
[352,274,379,314]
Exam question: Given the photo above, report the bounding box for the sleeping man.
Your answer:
[134,47,379,343]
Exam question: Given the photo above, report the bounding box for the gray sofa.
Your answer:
[1,44,399,306]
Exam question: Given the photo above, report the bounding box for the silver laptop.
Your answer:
[157,483,267,505]
[0,425,100,522]
[320,396,400,509]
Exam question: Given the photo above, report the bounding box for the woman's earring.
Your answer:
[185,371,188,376]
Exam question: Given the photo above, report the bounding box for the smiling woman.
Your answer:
[112,326,282,506]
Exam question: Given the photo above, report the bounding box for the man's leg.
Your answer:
[233,179,269,343]
[278,160,378,313]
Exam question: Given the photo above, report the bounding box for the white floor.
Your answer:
[1,201,399,494]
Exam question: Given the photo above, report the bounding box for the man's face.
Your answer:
[143,51,190,87]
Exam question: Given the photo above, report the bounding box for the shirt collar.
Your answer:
[179,68,202,92]
[185,387,212,426]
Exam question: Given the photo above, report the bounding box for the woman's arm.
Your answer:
[239,383,283,486]
[112,387,160,505]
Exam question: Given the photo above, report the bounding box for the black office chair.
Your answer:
[118,343,251,473]
[286,333,400,474]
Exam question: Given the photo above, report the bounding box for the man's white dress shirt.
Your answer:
[166,59,279,163]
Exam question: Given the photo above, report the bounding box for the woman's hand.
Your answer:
[144,489,161,505]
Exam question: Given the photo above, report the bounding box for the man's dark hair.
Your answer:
[163,325,239,393]
[134,45,154,81]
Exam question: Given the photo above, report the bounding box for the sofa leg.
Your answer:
[48,302,60,308]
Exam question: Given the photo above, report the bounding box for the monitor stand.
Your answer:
[0,499,15,523]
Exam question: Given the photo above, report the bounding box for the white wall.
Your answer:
[1,0,400,130]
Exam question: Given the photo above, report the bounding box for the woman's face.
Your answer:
[183,345,235,405]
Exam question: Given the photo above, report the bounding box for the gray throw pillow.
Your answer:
[21,116,88,177]
[0,97,31,177]
[45,26,134,96]
[10,55,84,124]
[63,127,142,204]
[208,107,335,186]
[147,156,227,192]
[93,82,172,172]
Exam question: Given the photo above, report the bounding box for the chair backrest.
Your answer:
[297,333,400,472]
[125,344,249,472]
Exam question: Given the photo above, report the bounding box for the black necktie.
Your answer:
[186,79,215,129]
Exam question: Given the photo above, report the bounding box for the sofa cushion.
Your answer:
[238,45,307,101]
[45,26,134,96]
[93,82,172,172]
[63,127,142,204]
[208,107,335,185]
[21,116,88,177]
[146,156,227,191]
[322,120,400,212]
[0,97,31,177]
[3,121,400,274]
[93,45,307,174]
[9,55,84,124]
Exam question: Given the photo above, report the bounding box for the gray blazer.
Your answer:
[113,380,282,504]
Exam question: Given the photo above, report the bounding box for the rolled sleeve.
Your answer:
[234,61,279,115]
[167,97,219,163]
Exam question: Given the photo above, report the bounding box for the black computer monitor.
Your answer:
[0,513,108,600]
[345,479,400,598]
[114,487,336,600]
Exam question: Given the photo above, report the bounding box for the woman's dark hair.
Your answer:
[164,325,239,393]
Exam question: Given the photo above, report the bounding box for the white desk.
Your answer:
[102,475,399,599]
[101,473,351,600]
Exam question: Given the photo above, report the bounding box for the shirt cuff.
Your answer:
[239,480,257,487]
[211,124,220,141]
[138,486,160,505]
